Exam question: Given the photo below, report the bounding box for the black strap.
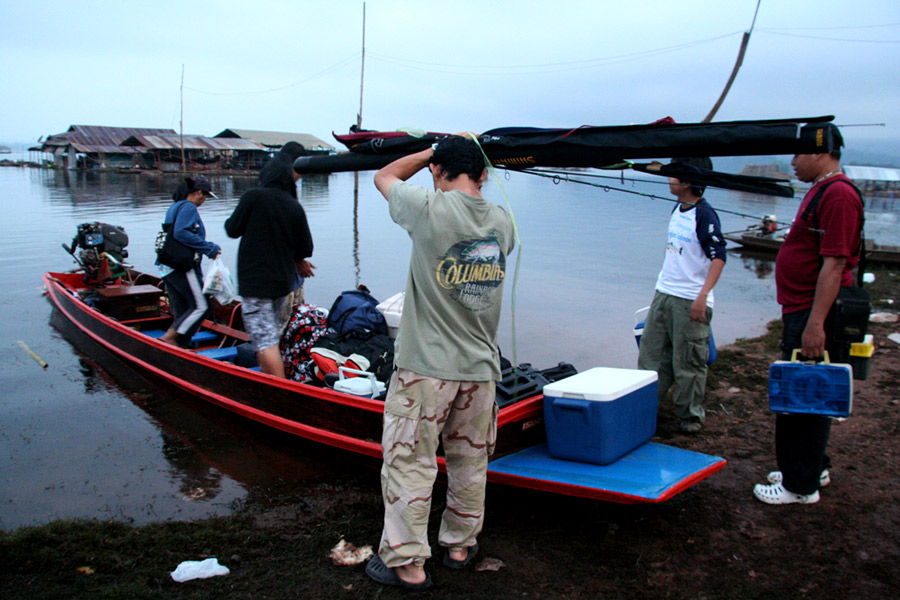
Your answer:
[801,178,866,287]
[163,200,189,233]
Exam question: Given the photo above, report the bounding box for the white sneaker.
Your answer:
[753,482,820,505]
[766,469,830,487]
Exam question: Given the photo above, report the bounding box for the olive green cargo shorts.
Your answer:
[637,291,711,424]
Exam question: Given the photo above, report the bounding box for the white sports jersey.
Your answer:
[655,201,724,307]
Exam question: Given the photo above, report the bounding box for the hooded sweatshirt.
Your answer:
[224,143,313,298]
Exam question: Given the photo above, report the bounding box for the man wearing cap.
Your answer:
[364,135,515,590]
[158,175,221,347]
[225,142,315,378]
[637,157,726,433]
[754,125,863,505]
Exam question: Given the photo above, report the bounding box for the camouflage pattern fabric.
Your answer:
[378,368,498,567]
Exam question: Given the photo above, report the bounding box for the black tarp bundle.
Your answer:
[293,116,841,197]
[295,116,839,174]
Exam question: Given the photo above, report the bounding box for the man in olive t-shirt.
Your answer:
[365,136,514,590]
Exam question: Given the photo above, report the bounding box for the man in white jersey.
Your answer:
[638,157,726,433]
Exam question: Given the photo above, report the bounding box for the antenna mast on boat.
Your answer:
[352,3,366,287]
[702,0,761,122]
[180,64,186,174]
[357,2,366,130]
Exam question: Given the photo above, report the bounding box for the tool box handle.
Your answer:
[790,349,831,364]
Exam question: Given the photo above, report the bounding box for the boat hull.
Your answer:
[43,271,544,460]
[44,270,725,503]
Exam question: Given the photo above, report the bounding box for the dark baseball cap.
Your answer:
[188,175,217,198]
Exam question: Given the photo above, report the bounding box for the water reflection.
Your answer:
[57,316,369,518]
[735,253,776,279]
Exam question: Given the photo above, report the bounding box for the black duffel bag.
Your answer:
[154,203,197,272]
[827,285,871,344]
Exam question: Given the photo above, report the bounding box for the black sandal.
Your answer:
[443,543,479,569]
[366,555,433,590]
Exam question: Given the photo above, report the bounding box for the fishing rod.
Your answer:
[513,167,823,233]
[509,167,700,189]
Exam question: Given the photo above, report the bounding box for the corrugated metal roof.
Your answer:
[42,125,178,154]
[844,165,900,182]
[121,134,267,151]
[214,129,334,151]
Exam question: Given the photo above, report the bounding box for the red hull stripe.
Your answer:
[44,274,383,458]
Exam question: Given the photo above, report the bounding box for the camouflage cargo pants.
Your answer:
[378,368,498,568]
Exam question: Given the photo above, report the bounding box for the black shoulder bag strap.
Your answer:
[801,178,866,287]
[161,200,189,237]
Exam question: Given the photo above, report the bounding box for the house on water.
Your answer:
[35,125,335,171]
[37,125,178,170]
[843,165,900,197]
[214,129,335,167]
[119,134,267,171]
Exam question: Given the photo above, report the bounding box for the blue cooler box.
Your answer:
[543,367,658,465]
[769,359,853,417]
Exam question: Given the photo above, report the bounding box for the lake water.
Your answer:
[0,164,896,530]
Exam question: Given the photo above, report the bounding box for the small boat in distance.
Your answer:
[724,223,900,266]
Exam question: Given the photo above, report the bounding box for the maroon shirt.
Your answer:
[775,174,862,314]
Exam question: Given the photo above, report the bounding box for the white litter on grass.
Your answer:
[888,333,900,346]
[870,312,899,323]
[863,272,875,284]
[170,558,230,582]
[329,539,374,566]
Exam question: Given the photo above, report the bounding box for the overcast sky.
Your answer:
[2,0,898,152]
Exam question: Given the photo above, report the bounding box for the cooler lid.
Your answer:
[543,367,657,401]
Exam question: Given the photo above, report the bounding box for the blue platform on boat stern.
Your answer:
[144,329,219,347]
[487,442,724,502]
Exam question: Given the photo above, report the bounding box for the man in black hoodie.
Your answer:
[225,142,315,377]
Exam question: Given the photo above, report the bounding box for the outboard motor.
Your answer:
[63,222,130,281]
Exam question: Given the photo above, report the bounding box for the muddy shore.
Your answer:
[2,270,898,600]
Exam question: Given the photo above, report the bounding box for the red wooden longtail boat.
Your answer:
[44,264,725,504]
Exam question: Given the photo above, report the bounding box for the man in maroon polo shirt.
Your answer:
[754,124,863,505]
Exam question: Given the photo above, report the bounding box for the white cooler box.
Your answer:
[376,292,404,339]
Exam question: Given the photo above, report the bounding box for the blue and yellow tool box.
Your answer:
[769,350,853,418]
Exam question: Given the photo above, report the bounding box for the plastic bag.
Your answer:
[202,258,237,305]
[170,557,230,582]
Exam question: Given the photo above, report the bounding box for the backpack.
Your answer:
[800,178,871,355]
[800,178,866,286]
[327,288,388,336]
[280,304,330,382]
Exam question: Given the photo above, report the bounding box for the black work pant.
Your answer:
[163,266,209,348]
[775,308,844,495]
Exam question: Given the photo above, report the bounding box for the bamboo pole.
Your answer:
[702,0,761,123]
[180,64,186,174]
[17,341,48,370]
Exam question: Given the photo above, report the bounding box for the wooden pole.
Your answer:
[702,0,760,123]
[352,2,366,286]
[180,64,186,174]
[357,2,366,130]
